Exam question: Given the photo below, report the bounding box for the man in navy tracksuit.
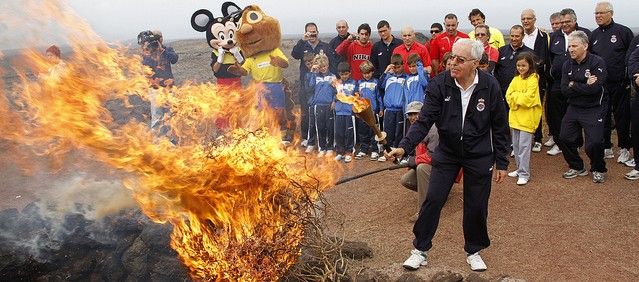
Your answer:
[588,2,634,164]
[291,23,332,146]
[558,31,608,183]
[545,9,591,156]
[388,39,509,272]
[626,47,639,180]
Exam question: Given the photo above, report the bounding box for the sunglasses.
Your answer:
[450,54,476,64]
[430,29,441,34]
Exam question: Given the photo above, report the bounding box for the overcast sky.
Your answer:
[1,0,638,50]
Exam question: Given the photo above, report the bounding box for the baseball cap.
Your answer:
[406,101,423,114]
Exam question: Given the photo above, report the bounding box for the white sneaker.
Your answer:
[334,154,343,161]
[344,155,353,163]
[355,151,367,160]
[300,139,308,147]
[370,152,380,160]
[510,150,515,157]
[305,145,315,154]
[377,155,387,162]
[507,170,518,177]
[604,148,614,159]
[517,177,528,185]
[625,169,639,180]
[547,144,562,156]
[625,159,636,168]
[466,252,487,271]
[544,136,555,147]
[532,142,542,152]
[400,158,409,164]
[325,150,334,157]
[402,249,427,270]
[317,150,325,157]
[617,149,631,164]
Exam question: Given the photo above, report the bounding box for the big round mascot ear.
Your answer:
[191,9,214,32]
[222,2,243,22]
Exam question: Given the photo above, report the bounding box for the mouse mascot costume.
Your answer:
[229,5,293,143]
[191,2,244,88]
[191,2,244,129]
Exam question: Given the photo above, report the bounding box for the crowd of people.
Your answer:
[290,3,638,184]
[285,1,638,272]
[118,1,638,273]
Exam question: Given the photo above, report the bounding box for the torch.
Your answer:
[335,91,398,164]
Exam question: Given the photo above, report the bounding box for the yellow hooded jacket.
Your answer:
[505,73,542,133]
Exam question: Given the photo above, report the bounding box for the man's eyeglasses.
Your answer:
[450,54,476,64]
[430,29,441,34]
[594,10,611,15]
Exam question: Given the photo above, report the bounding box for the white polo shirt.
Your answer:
[454,70,479,128]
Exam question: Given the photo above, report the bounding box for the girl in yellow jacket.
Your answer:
[505,52,542,186]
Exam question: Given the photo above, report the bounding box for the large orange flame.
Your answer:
[0,1,341,280]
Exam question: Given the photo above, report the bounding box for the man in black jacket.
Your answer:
[328,20,350,75]
[559,31,608,183]
[545,8,590,156]
[387,39,509,272]
[626,47,639,180]
[589,1,634,163]
[291,23,332,145]
[494,25,534,103]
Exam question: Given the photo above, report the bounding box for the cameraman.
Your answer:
[139,30,178,143]
[139,30,179,88]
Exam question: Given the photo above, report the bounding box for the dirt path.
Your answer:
[323,150,639,281]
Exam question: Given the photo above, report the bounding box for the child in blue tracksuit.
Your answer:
[379,54,406,160]
[334,62,357,163]
[302,53,318,152]
[403,53,429,111]
[307,52,336,157]
[403,53,429,142]
[356,60,382,160]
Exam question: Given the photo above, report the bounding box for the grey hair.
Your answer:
[596,1,614,12]
[454,38,484,60]
[550,12,561,21]
[521,9,536,18]
[567,30,589,46]
[560,8,577,22]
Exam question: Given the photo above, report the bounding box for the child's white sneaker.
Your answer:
[305,145,315,154]
[344,155,353,163]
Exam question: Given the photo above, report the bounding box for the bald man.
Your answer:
[392,26,432,74]
[520,8,551,151]
[329,20,350,74]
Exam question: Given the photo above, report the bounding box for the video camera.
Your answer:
[137,30,161,51]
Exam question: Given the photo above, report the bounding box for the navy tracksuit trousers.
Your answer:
[413,152,493,254]
[603,82,632,150]
[383,109,404,148]
[314,104,334,151]
[559,103,608,173]
[356,115,379,154]
[334,115,355,155]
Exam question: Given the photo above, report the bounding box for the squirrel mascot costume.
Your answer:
[229,4,294,143]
